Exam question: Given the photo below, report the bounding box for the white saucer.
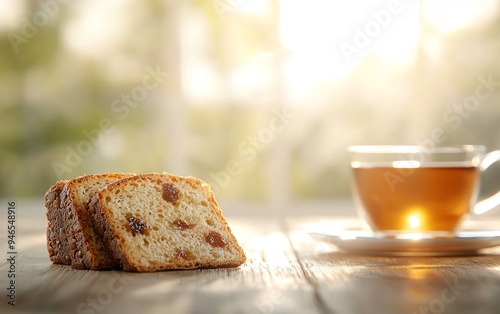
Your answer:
[308,228,500,256]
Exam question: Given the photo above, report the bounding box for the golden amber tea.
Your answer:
[352,165,479,233]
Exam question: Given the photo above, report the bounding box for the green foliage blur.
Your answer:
[1,0,500,202]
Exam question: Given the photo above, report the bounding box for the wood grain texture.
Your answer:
[2,202,500,314]
[288,217,500,314]
[0,210,318,314]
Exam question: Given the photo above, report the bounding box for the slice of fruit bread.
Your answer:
[61,173,135,269]
[89,173,246,272]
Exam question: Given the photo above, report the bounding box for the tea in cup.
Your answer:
[349,145,500,236]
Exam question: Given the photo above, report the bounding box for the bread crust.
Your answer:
[89,195,134,270]
[44,180,70,264]
[61,173,134,269]
[61,181,91,269]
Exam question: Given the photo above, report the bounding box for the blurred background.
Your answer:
[1,0,500,207]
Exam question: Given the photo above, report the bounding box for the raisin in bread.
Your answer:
[89,173,246,271]
[45,180,70,265]
[59,173,135,269]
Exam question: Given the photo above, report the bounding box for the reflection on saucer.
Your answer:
[394,233,424,241]
[307,227,500,256]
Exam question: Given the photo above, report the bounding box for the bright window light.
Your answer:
[424,0,498,34]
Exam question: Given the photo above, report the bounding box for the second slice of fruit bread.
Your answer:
[89,173,246,272]
[62,173,135,269]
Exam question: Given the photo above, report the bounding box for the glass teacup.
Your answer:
[349,145,500,237]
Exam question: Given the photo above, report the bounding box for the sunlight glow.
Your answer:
[62,0,134,59]
[0,0,24,31]
[280,0,420,81]
[408,215,421,229]
[236,0,268,14]
[424,0,498,34]
[279,0,496,88]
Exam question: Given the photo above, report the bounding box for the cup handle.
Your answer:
[474,150,500,214]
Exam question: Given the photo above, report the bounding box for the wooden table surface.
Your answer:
[2,200,500,314]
